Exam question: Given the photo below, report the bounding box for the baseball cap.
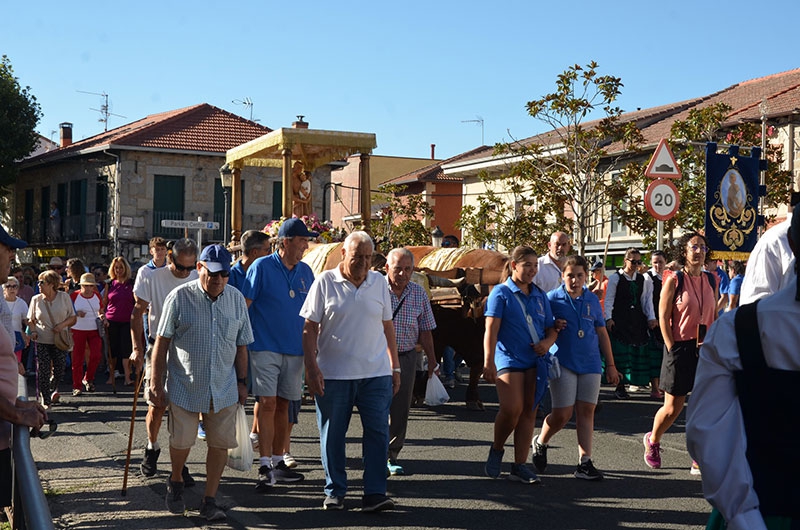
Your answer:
[0,225,27,251]
[591,260,604,271]
[198,244,232,274]
[49,256,63,267]
[278,218,319,238]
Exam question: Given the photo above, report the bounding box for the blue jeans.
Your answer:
[315,376,393,498]
[442,345,462,378]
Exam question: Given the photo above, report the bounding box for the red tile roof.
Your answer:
[23,103,271,166]
[385,145,493,185]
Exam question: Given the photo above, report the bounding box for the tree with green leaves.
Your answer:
[0,55,42,187]
[372,183,435,255]
[458,62,643,255]
[608,102,794,249]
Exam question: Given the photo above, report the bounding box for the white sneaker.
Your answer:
[283,452,297,468]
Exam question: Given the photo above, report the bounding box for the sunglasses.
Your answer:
[626,259,642,265]
[201,263,229,278]
[4,285,18,289]
[173,262,196,272]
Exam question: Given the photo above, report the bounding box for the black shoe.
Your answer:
[255,465,275,490]
[272,461,304,482]
[531,435,548,473]
[141,447,160,477]
[181,465,195,487]
[614,385,630,400]
[362,493,394,512]
[575,459,603,480]
[165,478,185,514]
[199,496,226,521]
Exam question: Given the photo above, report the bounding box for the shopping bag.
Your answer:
[424,374,450,406]
[226,405,253,472]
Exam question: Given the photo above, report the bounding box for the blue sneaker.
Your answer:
[197,422,206,441]
[509,463,541,484]
[485,446,504,479]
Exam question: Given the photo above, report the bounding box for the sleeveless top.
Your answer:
[610,272,648,346]
[734,302,800,519]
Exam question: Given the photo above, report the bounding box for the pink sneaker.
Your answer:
[643,432,662,469]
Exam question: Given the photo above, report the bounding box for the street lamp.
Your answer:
[431,225,444,247]
[219,163,233,246]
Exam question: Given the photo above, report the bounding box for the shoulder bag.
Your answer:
[43,294,73,351]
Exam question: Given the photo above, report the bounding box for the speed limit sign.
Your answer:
[644,179,680,221]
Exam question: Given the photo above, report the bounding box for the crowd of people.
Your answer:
[5,215,799,529]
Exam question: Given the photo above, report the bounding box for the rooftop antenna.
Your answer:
[461,116,484,145]
[77,90,127,132]
[232,97,255,121]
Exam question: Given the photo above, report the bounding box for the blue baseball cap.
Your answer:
[278,218,319,238]
[0,225,27,250]
[198,244,232,274]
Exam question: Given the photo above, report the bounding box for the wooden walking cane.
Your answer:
[121,366,146,496]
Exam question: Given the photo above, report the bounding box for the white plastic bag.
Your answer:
[226,404,253,472]
[424,374,450,406]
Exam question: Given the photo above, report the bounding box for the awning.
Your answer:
[226,127,376,170]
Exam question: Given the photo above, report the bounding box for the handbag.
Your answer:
[513,290,560,380]
[96,317,106,339]
[42,295,74,351]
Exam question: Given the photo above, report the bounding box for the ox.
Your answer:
[302,243,508,410]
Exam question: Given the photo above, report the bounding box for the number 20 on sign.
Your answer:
[644,179,680,221]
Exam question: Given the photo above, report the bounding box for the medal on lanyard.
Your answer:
[289,289,296,298]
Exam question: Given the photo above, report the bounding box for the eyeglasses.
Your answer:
[200,263,230,278]
[173,262,196,272]
[626,259,642,265]
[689,245,709,253]
[3,285,18,289]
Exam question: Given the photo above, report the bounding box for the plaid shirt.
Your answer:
[157,281,254,413]
[387,279,436,352]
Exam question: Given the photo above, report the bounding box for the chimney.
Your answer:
[59,122,73,148]
[292,115,308,129]
[430,144,436,160]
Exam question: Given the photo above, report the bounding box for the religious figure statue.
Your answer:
[724,171,745,218]
[292,161,312,217]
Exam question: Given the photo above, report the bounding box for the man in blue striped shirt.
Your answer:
[150,244,253,522]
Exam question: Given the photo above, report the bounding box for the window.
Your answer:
[153,175,185,238]
[272,181,282,220]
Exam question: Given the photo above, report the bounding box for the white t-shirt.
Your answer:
[72,292,101,331]
[5,298,28,333]
[300,268,392,380]
[134,266,198,341]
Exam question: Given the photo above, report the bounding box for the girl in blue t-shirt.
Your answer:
[532,255,620,481]
[483,246,558,484]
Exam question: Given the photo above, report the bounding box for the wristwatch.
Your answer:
[237,378,247,385]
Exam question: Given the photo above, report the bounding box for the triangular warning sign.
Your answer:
[645,138,681,179]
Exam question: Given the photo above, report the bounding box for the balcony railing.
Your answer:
[17,212,108,245]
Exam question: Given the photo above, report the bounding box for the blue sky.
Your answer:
[4,0,799,160]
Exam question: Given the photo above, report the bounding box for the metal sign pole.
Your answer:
[657,220,664,251]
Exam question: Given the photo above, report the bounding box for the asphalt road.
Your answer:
[27,373,711,530]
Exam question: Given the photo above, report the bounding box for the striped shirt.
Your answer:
[388,279,436,352]
[157,281,253,413]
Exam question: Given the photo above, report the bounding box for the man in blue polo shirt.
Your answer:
[242,218,317,489]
